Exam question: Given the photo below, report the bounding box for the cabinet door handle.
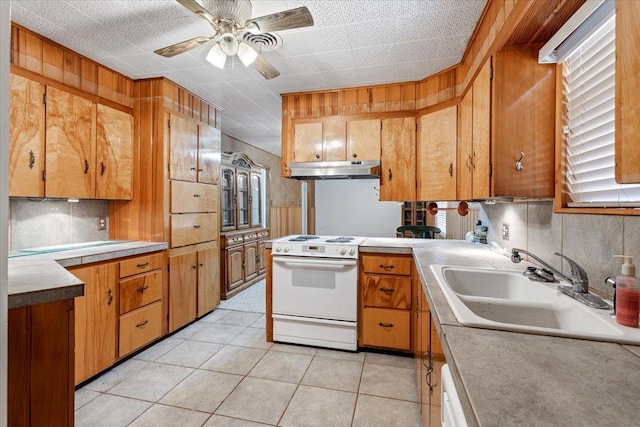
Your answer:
[191,265,197,270]
[137,285,149,293]
[466,155,472,171]
[193,225,201,229]
[378,287,395,294]
[84,159,90,175]
[107,289,113,306]
[449,162,453,177]
[198,168,203,172]
[136,320,149,328]
[199,262,204,267]
[190,166,196,171]
[100,161,106,176]
[352,153,357,158]
[388,168,392,181]
[28,151,35,169]
[315,154,320,159]
[378,322,394,330]
[379,264,395,271]
[136,262,149,269]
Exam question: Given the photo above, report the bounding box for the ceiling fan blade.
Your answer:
[176,0,217,26]
[246,6,314,33]
[154,36,213,57]
[252,53,280,80]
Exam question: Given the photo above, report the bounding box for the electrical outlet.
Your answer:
[502,223,510,240]
[98,217,107,231]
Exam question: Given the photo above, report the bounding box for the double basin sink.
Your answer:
[431,265,640,344]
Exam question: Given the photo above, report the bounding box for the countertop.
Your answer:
[410,240,640,426]
[8,240,168,309]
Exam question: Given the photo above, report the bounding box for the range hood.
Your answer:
[289,160,381,180]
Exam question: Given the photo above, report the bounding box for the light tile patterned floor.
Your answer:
[76,309,422,427]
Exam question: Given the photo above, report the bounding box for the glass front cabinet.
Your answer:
[220,152,269,299]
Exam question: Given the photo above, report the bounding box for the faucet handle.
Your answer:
[554,252,589,289]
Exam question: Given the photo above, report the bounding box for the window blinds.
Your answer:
[564,15,640,207]
[435,202,447,237]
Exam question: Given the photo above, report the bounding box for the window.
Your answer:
[562,9,640,207]
[435,201,447,238]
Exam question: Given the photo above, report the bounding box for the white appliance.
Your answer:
[271,235,366,351]
[441,364,468,427]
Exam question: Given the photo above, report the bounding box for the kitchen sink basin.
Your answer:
[430,265,640,344]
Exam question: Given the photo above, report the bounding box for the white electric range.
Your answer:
[271,235,367,351]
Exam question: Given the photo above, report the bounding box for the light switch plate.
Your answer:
[502,223,509,240]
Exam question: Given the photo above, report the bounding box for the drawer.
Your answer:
[362,255,412,275]
[361,307,411,351]
[362,275,411,309]
[120,252,164,278]
[257,230,269,239]
[119,301,162,357]
[119,270,162,314]
[171,213,218,248]
[171,181,218,213]
[243,232,257,241]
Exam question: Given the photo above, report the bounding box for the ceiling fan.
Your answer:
[154,0,314,79]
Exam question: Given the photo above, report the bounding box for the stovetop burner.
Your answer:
[288,235,320,242]
[324,237,355,243]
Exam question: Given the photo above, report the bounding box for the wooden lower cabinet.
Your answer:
[359,253,414,352]
[197,246,221,317]
[70,262,119,385]
[244,242,258,282]
[8,299,75,427]
[220,228,269,300]
[169,251,198,332]
[226,246,245,291]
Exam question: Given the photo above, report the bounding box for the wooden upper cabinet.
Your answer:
[9,74,45,197]
[348,119,381,161]
[457,88,473,201]
[323,120,347,161]
[380,117,416,201]
[198,124,221,184]
[472,60,491,199]
[615,0,640,183]
[417,106,457,201]
[96,104,133,200]
[492,44,555,197]
[294,122,323,162]
[168,113,198,182]
[45,85,96,199]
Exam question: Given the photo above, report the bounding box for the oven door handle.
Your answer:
[273,257,357,268]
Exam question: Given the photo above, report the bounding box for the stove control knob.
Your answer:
[284,246,291,253]
[275,245,282,252]
[340,247,347,255]
[349,247,356,256]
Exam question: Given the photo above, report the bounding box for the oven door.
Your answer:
[272,256,357,321]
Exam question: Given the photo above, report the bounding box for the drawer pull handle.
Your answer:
[379,287,395,294]
[193,194,201,198]
[379,264,395,271]
[107,289,113,306]
[137,285,149,293]
[136,262,149,269]
[378,322,394,330]
[193,225,201,229]
[136,320,149,328]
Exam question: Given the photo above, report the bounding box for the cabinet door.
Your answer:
[380,117,416,201]
[96,104,133,200]
[9,74,45,197]
[168,113,198,182]
[227,247,245,291]
[257,239,266,275]
[169,252,198,332]
[197,247,220,317]
[417,106,457,201]
[492,45,555,197]
[45,86,96,199]
[348,119,381,161]
[472,60,491,199]
[457,89,473,201]
[323,120,346,161]
[71,262,118,384]
[221,168,236,230]
[250,173,262,228]
[294,122,323,162]
[244,242,258,282]
[236,171,250,229]
[198,124,221,184]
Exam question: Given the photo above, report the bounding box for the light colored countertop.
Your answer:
[8,240,168,309]
[410,240,640,427]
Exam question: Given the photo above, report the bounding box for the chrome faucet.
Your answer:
[511,248,610,309]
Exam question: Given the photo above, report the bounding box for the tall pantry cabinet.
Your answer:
[110,78,222,333]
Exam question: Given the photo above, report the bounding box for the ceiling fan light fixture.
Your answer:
[206,43,227,69]
[237,42,258,67]
[219,33,239,56]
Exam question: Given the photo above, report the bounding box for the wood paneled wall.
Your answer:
[269,206,303,239]
[10,23,133,109]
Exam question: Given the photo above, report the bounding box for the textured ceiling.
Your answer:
[10,0,487,156]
